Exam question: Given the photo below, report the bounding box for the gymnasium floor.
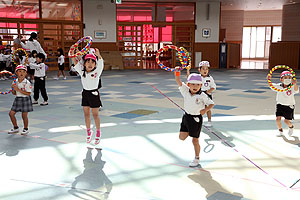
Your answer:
[0,69,300,200]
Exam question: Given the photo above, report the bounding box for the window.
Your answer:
[0,0,39,19]
[42,0,81,21]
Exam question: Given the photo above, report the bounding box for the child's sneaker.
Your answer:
[63,77,67,80]
[8,127,19,134]
[40,101,48,106]
[288,127,294,136]
[95,130,101,145]
[189,158,200,167]
[206,121,212,127]
[53,77,59,80]
[86,130,93,143]
[277,129,284,136]
[21,129,29,136]
[32,100,38,104]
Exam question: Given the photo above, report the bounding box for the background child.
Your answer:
[270,71,298,136]
[72,48,104,145]
[53,48,66,80]
[187,61,216,127]
[175,68,214,167]
[29,53,48,106]
[27,50,37,82]
[8,65,33,135]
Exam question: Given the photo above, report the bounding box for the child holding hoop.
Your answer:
[8,65,33,135]
[71,47,104,145]
[271,71,298,136]
[175,67,214,167]
[187,61,216,127]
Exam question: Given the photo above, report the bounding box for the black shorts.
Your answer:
[82,89,102,108]
[0,61,5,71]
[204,91,212,100]
[276,104,294,120]
[180,113,203,138]
[58,63,64,71]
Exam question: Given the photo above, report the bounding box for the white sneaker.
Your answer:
[63,77,67,80]
[32,100,38,104]
[40,101,48,106]
[53,77,59,80]
[189,158,200,167]
[288,127,294,136]
[206,121,212,127]
[21,129,29,135]
[277,130,284,137]
[8,127,19,134]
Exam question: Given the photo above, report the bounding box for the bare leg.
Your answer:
[92,108,100,130]
[83,106,91,129]
[9,110,17,127]
[179,132,189,141]
[284,119,293,128]
[276,116,282,130]
[57,70,61,78]
[62,70,66,78]
[192,138,200,158]
[207,110,212,122]
[21,112,28,129]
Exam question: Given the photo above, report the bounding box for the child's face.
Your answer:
[199,66,209,77]
[188,83,202,94]
[33,53,37,57]
[281,75,292,85]
[36,57,42,62]
[84,59,96,72]
[16,69,27,79]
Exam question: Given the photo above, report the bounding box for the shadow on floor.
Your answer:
[69,147,113,200]
[188,168,245,200]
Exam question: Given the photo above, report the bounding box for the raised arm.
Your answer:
[174,66,182,86]
[292,78,298,92]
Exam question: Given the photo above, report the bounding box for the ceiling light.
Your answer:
[56,3,68,6]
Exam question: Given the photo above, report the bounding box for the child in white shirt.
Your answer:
[29,53,48,106]
[175,67,214,167]
[53,48,66,80]
[270,71,299,136]
[187,61,216,127]
[72,48,104,145]
[8,65,33,135]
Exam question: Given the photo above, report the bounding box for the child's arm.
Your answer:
[175,67,182,86]
[292,78,298,92]
[11,84,31,96]
[94,48,103,60]
[206,88,215,94]
[29,62,40,69]
[200,104,214,115]
[71,45,81,65]
[186,68,190,78]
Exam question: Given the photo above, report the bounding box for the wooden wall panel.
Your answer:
[227,43,240,68]
[91,42,118,51]
[194,43,219,68]
[269,42,300,70]
[282,3,300,41]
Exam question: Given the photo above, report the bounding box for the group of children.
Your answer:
[5,37,299,167]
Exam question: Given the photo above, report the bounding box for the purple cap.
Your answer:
[187,73,202,84]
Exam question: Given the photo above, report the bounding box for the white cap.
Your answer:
[198,61,210,68]
[187,73,202,84]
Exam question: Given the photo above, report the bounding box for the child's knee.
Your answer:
[9,111,15,117]
[192,138,199,144]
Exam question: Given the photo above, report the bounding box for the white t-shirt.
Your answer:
[272,83,299,106]
[74,59,104,90]
[29,62,46,77]
[201,75,216,91]
[58,55,64,65]
[20,40,47,58]
[13,78,32,97]
[179,82,214,115]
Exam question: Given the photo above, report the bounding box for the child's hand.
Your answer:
[200,109,206,115]
[11,84,18,91]
[292,78,297,84]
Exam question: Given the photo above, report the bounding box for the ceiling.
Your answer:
[123,0,300,10]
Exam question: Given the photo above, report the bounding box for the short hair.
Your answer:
[36,53,45,62]
[57,48,64,56]
[30,32,37,39]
